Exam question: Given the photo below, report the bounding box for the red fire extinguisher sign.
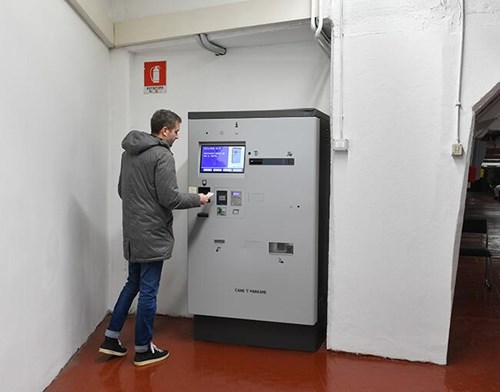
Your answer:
[144,61,167,94]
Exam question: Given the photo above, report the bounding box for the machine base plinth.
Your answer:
[193,315,325,352]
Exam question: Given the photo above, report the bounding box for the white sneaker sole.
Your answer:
[134,351,170,366]
[98,347,128,357]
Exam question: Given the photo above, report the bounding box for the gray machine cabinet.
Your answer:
[187,109,330,352]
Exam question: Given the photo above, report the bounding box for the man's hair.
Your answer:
[150,110,182,134]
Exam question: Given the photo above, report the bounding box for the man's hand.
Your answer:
[199,193,210,205]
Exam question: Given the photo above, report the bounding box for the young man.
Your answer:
[99,109,209,366]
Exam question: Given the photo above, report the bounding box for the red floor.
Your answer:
[46,192,500,391]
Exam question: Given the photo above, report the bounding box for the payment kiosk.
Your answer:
[187,109,330,351]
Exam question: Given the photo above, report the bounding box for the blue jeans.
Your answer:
[105,260,164,352]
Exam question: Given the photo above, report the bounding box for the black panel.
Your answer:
[194,315,325,352]
[317,114,330,331]
[198,186,211,194]
[188,108,329,122]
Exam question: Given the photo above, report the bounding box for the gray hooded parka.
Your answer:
[119,130,200,262]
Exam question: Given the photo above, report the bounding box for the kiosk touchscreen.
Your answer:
[199,145,245,173]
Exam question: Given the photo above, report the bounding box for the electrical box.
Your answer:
[452,143,464,156]
[187,109,330,351]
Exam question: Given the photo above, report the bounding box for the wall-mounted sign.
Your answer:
[144,61,167,94]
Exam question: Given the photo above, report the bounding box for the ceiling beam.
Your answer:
[65,0,314,49]
[113,0,312,47]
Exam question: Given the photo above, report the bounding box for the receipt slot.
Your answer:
[187,109,330,351]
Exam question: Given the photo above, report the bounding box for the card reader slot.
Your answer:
[269,242,294,255]
[249,158,294,165]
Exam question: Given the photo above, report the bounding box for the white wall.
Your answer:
[108,38,330,315]
[0,0,110,390]
[328,0,500,364]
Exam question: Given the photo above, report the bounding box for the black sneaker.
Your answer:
[98,337,128,357]
[134,342,169,366]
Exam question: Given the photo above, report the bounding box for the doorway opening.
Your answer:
[448,82,500,363]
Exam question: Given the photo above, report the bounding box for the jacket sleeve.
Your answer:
[118,153,124,199]
[155,151,200,210]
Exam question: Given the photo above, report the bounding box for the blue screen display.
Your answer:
[200,145,245,173]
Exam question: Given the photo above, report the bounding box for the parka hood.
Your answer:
[122,130,170,155]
